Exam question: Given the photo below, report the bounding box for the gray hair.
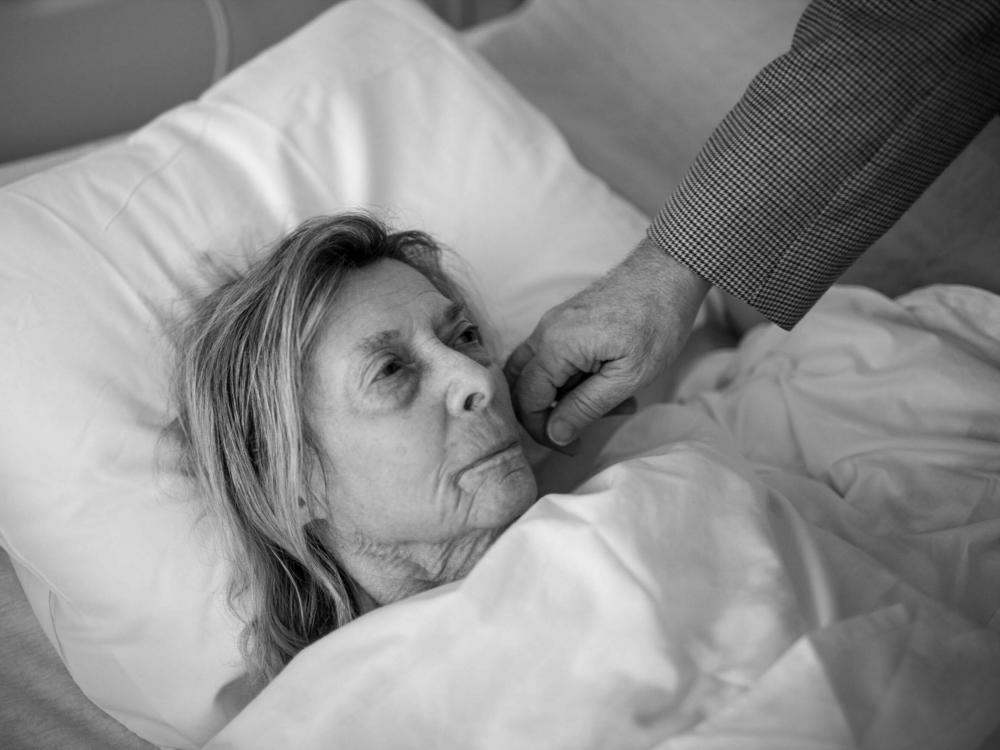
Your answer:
[172,212,472,681]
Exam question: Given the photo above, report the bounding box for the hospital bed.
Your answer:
[1,1,999,748]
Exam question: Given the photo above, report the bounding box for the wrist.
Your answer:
[630,235,710,319]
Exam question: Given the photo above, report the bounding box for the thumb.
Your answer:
[546,370,636,446]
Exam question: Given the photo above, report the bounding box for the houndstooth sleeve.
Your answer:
[647,0,1000,330]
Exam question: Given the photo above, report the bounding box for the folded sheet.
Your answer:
[206,285,1000,750]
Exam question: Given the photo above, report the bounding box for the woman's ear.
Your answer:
[298,492,330,524]
[301,444,333,523]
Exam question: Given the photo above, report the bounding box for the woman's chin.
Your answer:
[494,446,538,508]
[465,451,539,529]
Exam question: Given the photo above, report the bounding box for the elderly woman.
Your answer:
[173,213,537,681]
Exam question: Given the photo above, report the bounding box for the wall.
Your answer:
[0,0,525,163]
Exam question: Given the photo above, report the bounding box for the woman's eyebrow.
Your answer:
[442,301,466,325]
[355,329,400,357]
[353,301,467,357]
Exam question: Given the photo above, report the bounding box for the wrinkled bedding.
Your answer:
[204,284,1000,750]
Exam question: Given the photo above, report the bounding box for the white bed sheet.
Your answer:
[203,284,1000,750]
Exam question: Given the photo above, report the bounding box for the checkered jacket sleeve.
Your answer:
[647,0,1000,329]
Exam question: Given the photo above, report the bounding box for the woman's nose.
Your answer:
[442,349,495,416]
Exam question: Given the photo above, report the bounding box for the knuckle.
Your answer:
[564,391,607,423]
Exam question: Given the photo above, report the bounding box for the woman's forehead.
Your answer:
[341,259,452,318]
[321,259,459,350]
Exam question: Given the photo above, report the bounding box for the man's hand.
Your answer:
[505,237,709,448]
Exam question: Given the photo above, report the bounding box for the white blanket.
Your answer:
[205,286,1000,750]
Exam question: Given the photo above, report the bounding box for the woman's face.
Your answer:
[306,259,537,584]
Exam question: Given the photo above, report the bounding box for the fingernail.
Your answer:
[548,419,577,446]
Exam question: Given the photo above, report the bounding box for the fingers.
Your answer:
[505,324,643,449]
[505,239,712,455]
[545,370,637,446]
[509,347,581,448]
[503,339,534,386]
[504,340,548,444]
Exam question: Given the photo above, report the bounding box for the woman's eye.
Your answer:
[455,325,482,347]
[376,359,404,381]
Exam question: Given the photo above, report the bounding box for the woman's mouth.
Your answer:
[454,440,522,487]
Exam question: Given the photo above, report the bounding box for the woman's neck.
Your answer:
[335,528,500,612]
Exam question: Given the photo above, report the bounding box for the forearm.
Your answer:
[648,0,1000,329]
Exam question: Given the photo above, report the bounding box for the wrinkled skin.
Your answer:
[505,237,709,449]
[307,259,537,608]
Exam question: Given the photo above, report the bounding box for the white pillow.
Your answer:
[0,0,647,746]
